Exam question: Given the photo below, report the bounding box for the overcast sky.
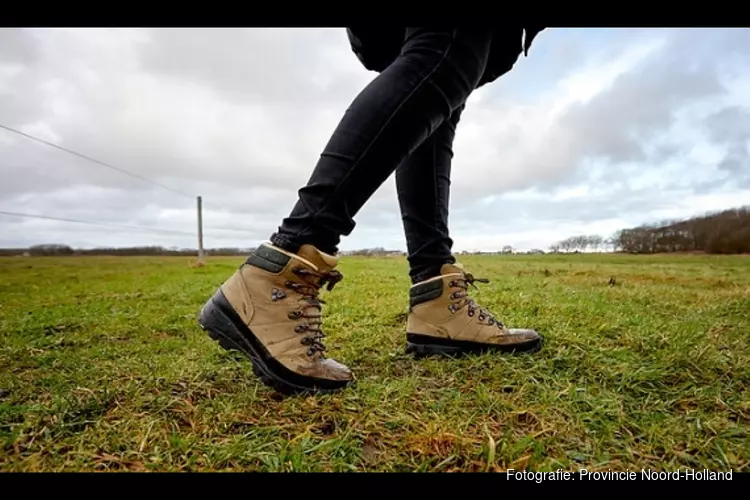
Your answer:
[1,27,749,252]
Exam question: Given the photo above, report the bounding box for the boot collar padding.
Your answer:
[410,272,463,288]
[262,242,321,271]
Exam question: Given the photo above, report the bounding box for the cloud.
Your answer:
[1,27,749,253]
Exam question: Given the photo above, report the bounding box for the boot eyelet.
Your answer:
[288,311,300,319]
[479,314,485,321]
[468,309,475,317]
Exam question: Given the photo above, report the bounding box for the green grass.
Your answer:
[1,253,748,472]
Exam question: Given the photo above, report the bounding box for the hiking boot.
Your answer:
[405,263,542,357]
[198,242,353,395]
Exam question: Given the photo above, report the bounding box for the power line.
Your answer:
[0,210,195,237]
[0,209,262,237]
[202,225,260,235]
[0,123,195,199]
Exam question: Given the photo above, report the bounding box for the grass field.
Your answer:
[1,253,748,472]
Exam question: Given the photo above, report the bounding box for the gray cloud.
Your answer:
[139,28,363,107]
[0,28,38,65]
[1,27,749,252]
[0,28,369,198]
[704,106,750,182]
[453,28,740,200]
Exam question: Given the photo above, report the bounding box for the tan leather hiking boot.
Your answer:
[198,243,353,395]
[405,263,542,357]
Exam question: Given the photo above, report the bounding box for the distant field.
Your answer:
[1,253,748,472]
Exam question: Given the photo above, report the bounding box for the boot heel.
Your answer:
[198,295,246,354]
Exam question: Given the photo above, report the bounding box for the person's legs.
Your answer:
[199,28,495,395]
[269,28,494,255]
[396,103,464,285]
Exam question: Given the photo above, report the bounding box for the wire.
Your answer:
[202,225,261,235]
[0,210,195,237]
[0,125,274,240]
[0,123,195,199]
[0,209,266,239]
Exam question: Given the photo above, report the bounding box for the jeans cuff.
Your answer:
[268,233,300,254]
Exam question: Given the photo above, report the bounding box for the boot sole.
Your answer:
[198,289,350,396]
[405,333,543,358]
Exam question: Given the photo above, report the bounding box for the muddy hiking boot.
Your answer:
[405,263,542,357]
[198,243,354,395]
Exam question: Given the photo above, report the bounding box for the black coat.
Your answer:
[345,27,545,87]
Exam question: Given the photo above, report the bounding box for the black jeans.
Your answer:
[270,28,494,283]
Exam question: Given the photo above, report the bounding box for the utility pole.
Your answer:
[197,195,205,262]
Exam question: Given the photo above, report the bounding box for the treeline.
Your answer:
[611,206,750,254]
[549,235,609,253]
[341,247,405,256]
[0,244,409,257]
[0,244,255,257]
[3,206,748,257]
[549,205,750,254]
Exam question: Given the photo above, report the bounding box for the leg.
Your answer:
[397,103,543,359]
[396,103,465,285]
[270,28,494,254]
[397,28,526,284]
[396,34,543,358]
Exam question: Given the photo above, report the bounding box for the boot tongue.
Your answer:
[296,244,339,272]
[440,263,465,276]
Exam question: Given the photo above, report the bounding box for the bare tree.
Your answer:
[589,235,603,252]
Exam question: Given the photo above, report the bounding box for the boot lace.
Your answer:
[282,267,343,357]
[447,272,505,329]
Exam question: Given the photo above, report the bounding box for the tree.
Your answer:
[589,235,603,252]
[609,230,624,252]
